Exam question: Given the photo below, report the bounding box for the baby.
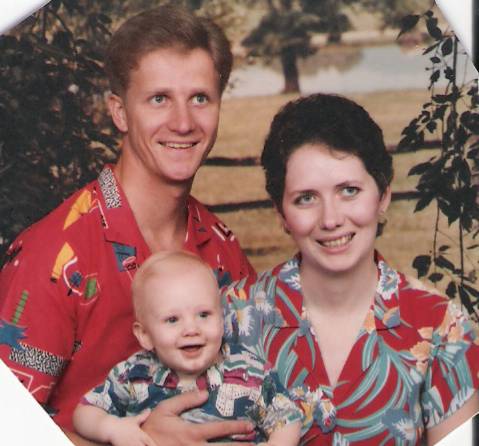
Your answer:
[73,251,302,446]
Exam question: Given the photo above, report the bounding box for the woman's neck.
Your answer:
[299,254,378,314]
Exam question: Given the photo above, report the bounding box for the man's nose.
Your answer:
[168,102,195,134]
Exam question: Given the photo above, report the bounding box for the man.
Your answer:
[0,5,255,445]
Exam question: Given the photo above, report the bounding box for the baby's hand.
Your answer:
[106,410,156,446]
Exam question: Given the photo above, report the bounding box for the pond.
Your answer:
[225,43,478,98]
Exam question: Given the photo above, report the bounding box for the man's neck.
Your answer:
[114,156,191,252]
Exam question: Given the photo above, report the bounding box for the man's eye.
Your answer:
[151,95,166,104]
[192,94,208,105]
[166,316,178,324]
[342,187,359,197]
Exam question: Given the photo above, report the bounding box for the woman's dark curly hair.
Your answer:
[261,93,394,212]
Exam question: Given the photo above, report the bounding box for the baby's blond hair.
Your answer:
[131,251,218,322]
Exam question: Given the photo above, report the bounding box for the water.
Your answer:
[226,43,478,98]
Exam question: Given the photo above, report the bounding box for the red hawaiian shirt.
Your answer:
[223,253,479,445]
[0,165,255,430]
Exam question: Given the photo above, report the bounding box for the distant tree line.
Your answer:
[0,0,449,263]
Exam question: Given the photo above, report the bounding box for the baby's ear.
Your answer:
[133,321,154,351]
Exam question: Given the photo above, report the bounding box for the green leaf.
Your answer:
[458,285,475,314]
[444,67,455,82]
[441,37,453,56]
[428,273,443,283]
[414,194,434,212]
[435,255,455,271]
[429,70,440,84]
[426,17,443,40]
[423,41,440,55]
[426,121,437,133]
[445,281,457,298]
[413,255,431,278]
[463,284,479,299]
[397,14,420,38]
[408,161,432,176]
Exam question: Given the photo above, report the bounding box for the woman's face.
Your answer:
[281,143,391,277]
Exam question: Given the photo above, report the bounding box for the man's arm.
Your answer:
[427,391,479,445]
[260,421,301,446]
[142,390,255,446]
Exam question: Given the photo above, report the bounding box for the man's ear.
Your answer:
[108,93,128,133]
[133,321,154,351]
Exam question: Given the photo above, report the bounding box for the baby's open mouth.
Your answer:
[180,345,203,352]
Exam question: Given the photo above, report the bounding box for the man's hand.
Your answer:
[142,390,255,445]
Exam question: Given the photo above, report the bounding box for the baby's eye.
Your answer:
[192,94,208,105]
[165,316,178,324]
[294,192,315,205]
[151,95,166,105]
[199,311,210,319]
[342,186,359,197]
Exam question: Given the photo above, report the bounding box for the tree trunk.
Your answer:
[280,48,300,93]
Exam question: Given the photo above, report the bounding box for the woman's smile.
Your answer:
[281,143,391,276]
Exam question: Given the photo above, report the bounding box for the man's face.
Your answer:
[109,47,221,187]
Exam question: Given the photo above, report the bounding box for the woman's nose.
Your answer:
[319,198,344,230]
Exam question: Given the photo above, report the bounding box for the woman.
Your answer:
[223,94,479,445]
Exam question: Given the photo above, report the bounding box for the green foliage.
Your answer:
[361,0,432,29]
[0,0,118,259]
[397,10,479,320]
[0,0,239,261]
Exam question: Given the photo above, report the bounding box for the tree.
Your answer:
[0,0,223,261]
[241,0,432,94]
[242,0,354,93]
[397,9,479,320]
[0,0,120,261]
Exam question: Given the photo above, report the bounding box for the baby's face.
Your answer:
[137,264,223,383]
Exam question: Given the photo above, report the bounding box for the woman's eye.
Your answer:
[294,193,315,205]
[192,94,208,105]
[199,311,210,319]
[342,186,359,197]
[166,316,178,324]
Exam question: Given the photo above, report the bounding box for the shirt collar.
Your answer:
[94,165,212,251]
[275,252,402,332]
[150,347,226,390]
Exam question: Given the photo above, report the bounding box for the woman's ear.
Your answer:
[133,321,154,351]
[107,93,128,133]
[379,186,392,214]
[276,205,291,234]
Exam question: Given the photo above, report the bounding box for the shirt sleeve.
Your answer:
[257,369,303,437]
[421,300,479,428]
[81,361,132,417]
[0,233,79,407]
